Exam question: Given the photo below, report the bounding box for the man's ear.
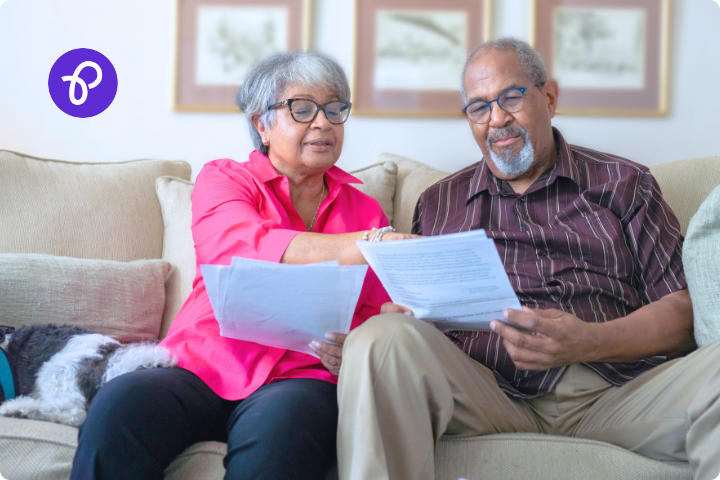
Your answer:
[543,79,560,118]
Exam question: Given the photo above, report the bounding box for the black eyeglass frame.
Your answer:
[268,98,353,125]
[462,83,546,124]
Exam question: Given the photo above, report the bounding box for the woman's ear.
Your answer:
[253,115,269,145]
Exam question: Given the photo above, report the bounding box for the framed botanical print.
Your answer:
[353,0,492,117]
[531,0,671,116]
[174,0,312,112]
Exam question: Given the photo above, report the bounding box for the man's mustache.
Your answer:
[487,126,527,145]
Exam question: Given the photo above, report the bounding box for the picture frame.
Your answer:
[174,0,312,112]
[352,0,492,117]
[530,0,671,116]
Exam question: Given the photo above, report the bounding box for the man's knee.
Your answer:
[344,313,438,366]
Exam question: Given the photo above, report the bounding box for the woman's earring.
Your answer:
[262,138,269,146]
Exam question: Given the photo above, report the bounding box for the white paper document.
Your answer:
[201,259,367,357]
[356,230,522,331]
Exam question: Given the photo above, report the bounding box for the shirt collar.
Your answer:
[245,150,362,187]
[466,127,580,203]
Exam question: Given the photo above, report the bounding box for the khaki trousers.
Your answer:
[337,314,720,480]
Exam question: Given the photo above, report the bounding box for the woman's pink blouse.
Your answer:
[159,151,391,400]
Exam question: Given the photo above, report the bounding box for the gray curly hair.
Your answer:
[236,51,351,156]
[460,38,548,103]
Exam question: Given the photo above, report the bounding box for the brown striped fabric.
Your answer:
[412,128,687,399]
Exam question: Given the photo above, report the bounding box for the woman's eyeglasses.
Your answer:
[268,98,352,125]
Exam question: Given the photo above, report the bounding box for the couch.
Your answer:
[1,148,719,480]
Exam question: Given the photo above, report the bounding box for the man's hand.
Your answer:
[490,306,596,371]
[309,332,347,376]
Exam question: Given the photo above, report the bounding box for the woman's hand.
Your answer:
[381,302,442,330]
[380,302,415,315]
[309,332,347,376]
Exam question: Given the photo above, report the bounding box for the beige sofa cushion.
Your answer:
[0,150,191,262]
[0,254,170,342]
[378,153,450,233]
[436,434,691,480]
[349,161,398,224]
[683,184,720,348]
[156,177,196,338]
[649,155,720,236]
[0,417,77,480]
[0,419,691,480]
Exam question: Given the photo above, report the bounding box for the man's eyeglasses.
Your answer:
[268,98,352,125]
[462,83,545,124]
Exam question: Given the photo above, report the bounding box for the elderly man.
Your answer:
[336,39,720,480]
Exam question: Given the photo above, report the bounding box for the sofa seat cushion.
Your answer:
[436,433,692,480]
[0,416,77,480]
[0,423,691,480]
[0,150,191,262]
[0,254,171,342]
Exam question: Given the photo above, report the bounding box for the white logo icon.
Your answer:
[61,61,103,106]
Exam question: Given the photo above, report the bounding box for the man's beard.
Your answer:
[486,126,535,176]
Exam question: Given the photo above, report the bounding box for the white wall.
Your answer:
[0,0,719,179]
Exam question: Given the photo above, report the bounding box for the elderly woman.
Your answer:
[70,51,412,480]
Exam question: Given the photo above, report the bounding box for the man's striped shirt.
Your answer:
[412,128,687,399]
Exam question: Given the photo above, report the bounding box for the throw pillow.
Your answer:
[349,161,398,225]
[683,184,720,348]
[0,254,171,343]
[378,152,449,234]
[0,150,191,262]
[155,176,196,339]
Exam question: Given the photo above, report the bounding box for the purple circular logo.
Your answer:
[48,48,118,118]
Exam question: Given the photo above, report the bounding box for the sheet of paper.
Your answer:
[356,230,522,331]
[202,259,367,357]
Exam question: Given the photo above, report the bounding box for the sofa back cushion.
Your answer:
[156,177,197,338]
[649,155,720,236]
[349,161,398,225]
[378,153,450,234]
[0,150,191,262]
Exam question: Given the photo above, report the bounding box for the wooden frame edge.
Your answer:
[350,0,490,118]
[536,0,671,117]
[173,0,314,113]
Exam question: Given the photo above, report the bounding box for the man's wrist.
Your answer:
[585,319,623,363]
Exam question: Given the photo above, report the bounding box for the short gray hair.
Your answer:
[460,38,548,103]
[236,50,351,155]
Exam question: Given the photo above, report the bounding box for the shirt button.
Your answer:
[545,277,553,284]
[538,250,547,257]
[563,301,572,309]
[520,196,527,202]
